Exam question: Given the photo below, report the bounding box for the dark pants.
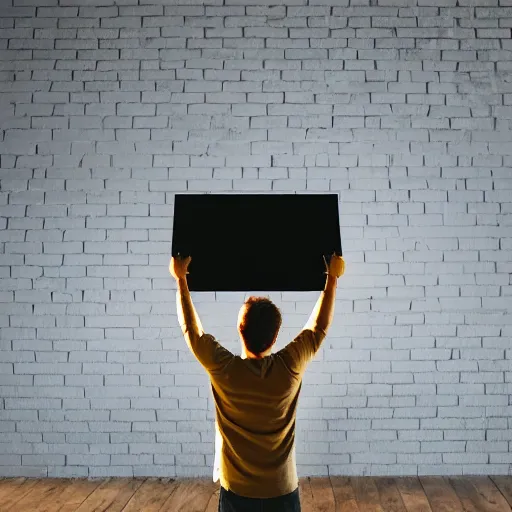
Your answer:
[218,486,301,512]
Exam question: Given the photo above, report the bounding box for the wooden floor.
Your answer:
[0,476,511,511]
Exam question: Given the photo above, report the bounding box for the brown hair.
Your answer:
[239,296,282,356]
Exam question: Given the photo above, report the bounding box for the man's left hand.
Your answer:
[170,255,191,280]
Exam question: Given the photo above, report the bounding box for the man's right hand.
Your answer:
[324,253,345,278]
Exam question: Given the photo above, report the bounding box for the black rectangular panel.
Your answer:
[171,194,342,292]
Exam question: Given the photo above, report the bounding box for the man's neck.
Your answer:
[241,348,272,360]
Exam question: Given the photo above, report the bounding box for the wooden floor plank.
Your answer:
[395,477,433,512]
[54,479,105,512]
[0,478,26,501]
[5,479,70,512]
[300,478,317,512]
[352,477,384,512]
[330,476,360,512]
[74,478,143,512]
[31,480,78,512]
[373,478,407,512]
[1,478,40,511]
[448,477,482,512]
[469,476,512,512]
[121,478,179,512]
[204,487,220,512]
[491,477,512,509]
[310,476,336,512]
[420,477,464,512]
[158,478,218,512]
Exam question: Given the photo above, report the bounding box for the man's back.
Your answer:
[201,328,326,499]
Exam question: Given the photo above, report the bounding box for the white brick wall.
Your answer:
[0,0,511,479]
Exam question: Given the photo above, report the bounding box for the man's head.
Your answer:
[238,296,282,357]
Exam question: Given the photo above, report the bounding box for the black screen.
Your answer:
[171,194,342,292]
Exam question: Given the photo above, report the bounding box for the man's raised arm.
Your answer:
[170,255,204,349]
[170,255,233,373]
[304,253,345,334]
[278,253,345,372]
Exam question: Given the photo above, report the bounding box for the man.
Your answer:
[170,253,345,512]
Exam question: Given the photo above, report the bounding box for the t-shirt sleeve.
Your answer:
[276,328,327,378]
[189,333,234,374]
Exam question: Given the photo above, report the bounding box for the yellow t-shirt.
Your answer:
[188,328,327,499]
